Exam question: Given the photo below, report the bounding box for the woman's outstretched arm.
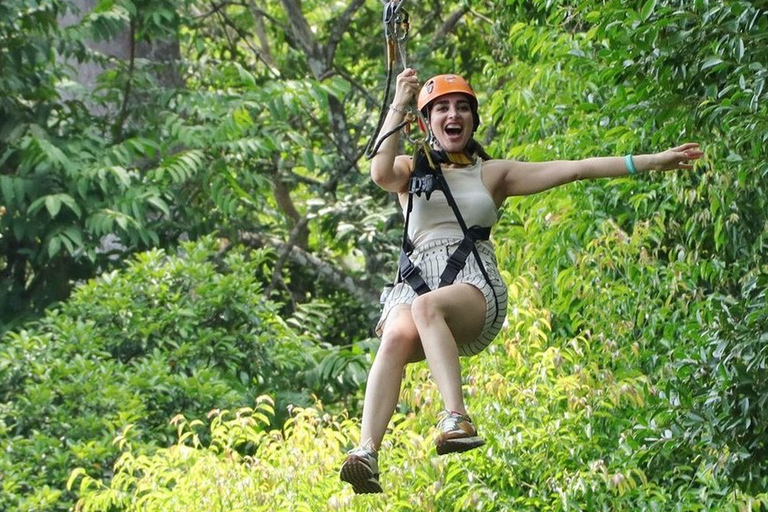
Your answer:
[491,143,703,198]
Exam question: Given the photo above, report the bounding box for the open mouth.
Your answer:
[445,124,463,136]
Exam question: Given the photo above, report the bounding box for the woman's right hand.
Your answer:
[371,68,418,192]
[392,68,420,110]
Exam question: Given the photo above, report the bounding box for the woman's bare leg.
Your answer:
[359,306,424,450]
[410,284,486,415]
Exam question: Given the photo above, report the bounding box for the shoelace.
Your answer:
[437,411,465,431]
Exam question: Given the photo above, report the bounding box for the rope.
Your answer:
[364,0,415,160]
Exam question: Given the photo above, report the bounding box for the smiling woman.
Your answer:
[426,93,473,151]
[340,67,703,494]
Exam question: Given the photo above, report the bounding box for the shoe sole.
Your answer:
[436,436,485,455]
[340,459,383,494]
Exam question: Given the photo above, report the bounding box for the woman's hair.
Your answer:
[467,138,493,161]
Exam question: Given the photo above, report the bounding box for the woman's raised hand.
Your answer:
[392,68,420,110]
[653,143,704,171]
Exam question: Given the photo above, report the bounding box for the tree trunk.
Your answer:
[58,0,182,115]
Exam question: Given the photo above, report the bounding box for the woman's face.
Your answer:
[428,93,474,153]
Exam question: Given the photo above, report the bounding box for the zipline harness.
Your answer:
[368,1,502,328]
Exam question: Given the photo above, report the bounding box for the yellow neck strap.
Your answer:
[444,151,473,165]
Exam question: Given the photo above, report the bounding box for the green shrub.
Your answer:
[0,238,366,512]
[71,269,768,511]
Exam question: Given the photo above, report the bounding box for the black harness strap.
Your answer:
[439,225,491,288]
[398,247,431,295]
[398,165,430,295]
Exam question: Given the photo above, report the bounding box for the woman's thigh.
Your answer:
[411,283,486,347]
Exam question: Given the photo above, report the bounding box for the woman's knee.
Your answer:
[410,293,443,328]
[379,320,422,363]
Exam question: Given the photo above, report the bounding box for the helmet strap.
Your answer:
[427,131,475,166]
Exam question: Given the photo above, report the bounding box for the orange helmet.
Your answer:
[417,74,480,133]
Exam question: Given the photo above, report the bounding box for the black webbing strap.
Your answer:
[397,177,431,295]
[398,247,430,295]
[439,225,491,288]
[430,162,495,291]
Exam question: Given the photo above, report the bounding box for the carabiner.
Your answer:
[383,0,408,41]
[395,7,409,42]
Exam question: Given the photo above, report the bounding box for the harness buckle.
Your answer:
[400,260,419,280]
[408,174,437,198]
[444,255,466,274]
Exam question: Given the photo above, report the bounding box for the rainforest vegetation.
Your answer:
[1,0,767,510]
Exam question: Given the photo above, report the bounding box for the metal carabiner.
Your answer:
[394,6,409,39]
[383,1,409,39]
[383,0,399,40]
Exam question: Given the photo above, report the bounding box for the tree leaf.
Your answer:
[45,195,62,218]
[640,0,657,21]
[48,235,61,258]
[701,56,723,70]
[1,176,15,206]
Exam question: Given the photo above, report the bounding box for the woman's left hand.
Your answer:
[653,143,704,171]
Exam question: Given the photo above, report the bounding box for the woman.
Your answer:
[340,68,702,494]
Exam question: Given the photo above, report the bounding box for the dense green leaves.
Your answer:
[0,238,370,511]
[490,0,768,495]
[69,271,768,510]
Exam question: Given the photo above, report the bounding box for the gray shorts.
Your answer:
[375,237,508,356]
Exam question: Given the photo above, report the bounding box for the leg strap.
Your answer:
[398,248,431,296]
[439,226,490,288]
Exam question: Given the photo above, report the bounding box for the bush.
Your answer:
[71,271,768,510]
[0,237,367,512]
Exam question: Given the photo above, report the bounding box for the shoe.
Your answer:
[435,410,485,455]
[339,445,383,494]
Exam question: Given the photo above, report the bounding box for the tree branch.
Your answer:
[469,8,493,25]
[265,215,309,296]
[273,173,309,249]
[280,0,323,76]
[334,64,379,108]
[433,5,470,42]
[195,1,232,20]
[249,0,277,69]
[240,230,378,304]
[198,0,287,31]
[213,5,280,77]
[113,17,136,143]
[324,0,367,66]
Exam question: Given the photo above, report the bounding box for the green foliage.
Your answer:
[0,0,366,328]
[0,238,369,512]
[2,0,493,331]
[670,273,768,483]
[71,272,768,510]
[3,0,768,509]
[487,0,768,494]
[0,0,189,324]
